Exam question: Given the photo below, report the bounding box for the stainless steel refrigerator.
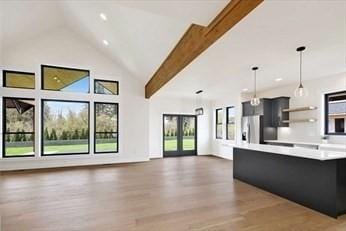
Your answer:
[241,115,260,144]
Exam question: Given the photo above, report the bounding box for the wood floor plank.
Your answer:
[1,156,346,230]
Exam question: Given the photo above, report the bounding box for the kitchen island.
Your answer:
[233,144,346,218]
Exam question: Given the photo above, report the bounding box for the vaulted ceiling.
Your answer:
[1,0,228,84]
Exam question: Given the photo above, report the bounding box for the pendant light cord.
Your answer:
[251,67,258,98]
[296,46,305,86]
[254,69,257,97]
[299,51,302,85]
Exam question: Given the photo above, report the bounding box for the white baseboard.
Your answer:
[0,155,149,171]
[212,153,233,160]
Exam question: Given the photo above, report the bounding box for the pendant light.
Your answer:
[250,66,260,106]
[294,46,308,97]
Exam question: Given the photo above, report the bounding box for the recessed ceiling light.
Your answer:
[242,88,249,92]
[103,40,109,46]
[100,13,107,21]
[275,78,283,82]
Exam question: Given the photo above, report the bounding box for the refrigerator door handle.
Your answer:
[247,122,250,143]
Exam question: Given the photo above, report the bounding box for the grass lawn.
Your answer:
[95,143,118,152]
[5,143,118,156]
[164,137,195,151]
[4,146,34,156]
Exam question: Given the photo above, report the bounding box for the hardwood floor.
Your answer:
[1,156,346,231]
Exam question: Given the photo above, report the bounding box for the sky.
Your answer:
[62,76,90,93]
[46,101,87,118]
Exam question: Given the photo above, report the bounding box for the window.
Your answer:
[3,97,35,157]
[94,79,119,95]
[3,70,35,89]
[94,102,118,153]
[42,100,89,155]
[325,91,346,135]
[226,106,235,140]
[195,107,203,116]
[41,65,90,93]
[216,108,223,139]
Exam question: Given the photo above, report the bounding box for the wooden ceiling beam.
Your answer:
[145,0,263,99]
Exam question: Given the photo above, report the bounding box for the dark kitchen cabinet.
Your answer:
[254,100,264,115]
[242,101,254,116]
[271,97,290,127]
[242,97,290,128]
[242,99,271,115]
[261,99,273,127]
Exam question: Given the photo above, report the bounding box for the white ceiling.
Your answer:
[1,0,345,100]
[156,0,346,100]
[0,0,228,83]
[1,1,65,48]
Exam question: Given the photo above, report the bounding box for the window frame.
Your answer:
[2,97,35,158]
[94,102,119,154]
[226,106,235,141]
[324,90,346,136]
[41,65,90,93]
[216,108,223,139]
[94,79,119,95]
[3,70,35,90]
[41,99,90,156]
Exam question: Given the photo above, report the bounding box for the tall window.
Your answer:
[94,102,118,153]
[94,79,119,95]
[3,97,35,157]
[41,65,90,93]
[3,70,35,89]
[42,100,89,155]
[216,108,223,139]
[226,106,235,140]
[325,91,346,135]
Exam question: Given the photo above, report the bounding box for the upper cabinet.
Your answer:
[242,99,271,116]
[271,97,290,127]
[242,101,254,116]
[242,97,290,127]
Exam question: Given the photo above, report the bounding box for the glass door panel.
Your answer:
[163,115,178,152]
[182,116,196,151]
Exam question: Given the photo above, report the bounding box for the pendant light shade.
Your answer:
[294,46,308,98]
[250,67,260,106]
[250,97,260,106]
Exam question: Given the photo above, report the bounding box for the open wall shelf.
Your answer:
[283,106,317,113]
[282,118,317,123]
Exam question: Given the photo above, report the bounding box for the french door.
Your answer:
[163,114,197,157]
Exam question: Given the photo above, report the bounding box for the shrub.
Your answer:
[50,128,58,140]
[44,127,50,140]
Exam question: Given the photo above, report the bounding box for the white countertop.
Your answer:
[235,143,346,161]
[264,140,346,151]
[264,140,320,146]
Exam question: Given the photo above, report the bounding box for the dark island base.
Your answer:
[233,148,346,218]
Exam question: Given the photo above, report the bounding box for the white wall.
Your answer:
[210,91,243,160]
[0,27,150,170]
[0,2,3,65]
[149,96,212,158]
[245,73,346,145]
